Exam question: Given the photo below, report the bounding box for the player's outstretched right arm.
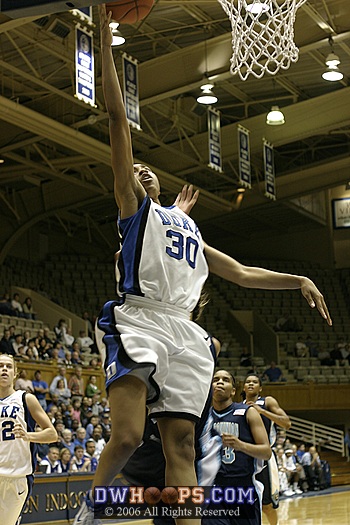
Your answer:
[99,5,144,217]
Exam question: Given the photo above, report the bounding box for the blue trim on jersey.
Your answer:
[22,393,37,475]
[118,195,151,296]
[97,300,160,404]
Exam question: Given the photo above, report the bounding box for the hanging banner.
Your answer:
[238,125,251,188]
[75,25,95,107]
[123,54,141,130]
[71,6,93,24]
[263,139,276,200]
[208,107,222,172]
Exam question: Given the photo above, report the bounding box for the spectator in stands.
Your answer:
[101,409,111,441]
[11,292,25,317]
[54,419,65,440]
[15,369,35,393]
[71,346,83,366]
[344,429,350,456]
[90,393,101,416]
[80,396,93,425]
[291,444,308,492]
[274,312,302,332]
[62,326,75,350]
[12,333,24,355]
[85,375,101,398]
[71,445,91,472]
[263,361,285,382]
[0,328,15,355]
[38,338,51,360]
[62,404,74,429]
[17,345,30,361]
[84,439,99,472]
[42,327,54,346]
[54,319,67,343]
[59,447,72,473]
[305,335,319,358]
[0,292,16,315]
[240,346,252,367]
[301,445,324,491]
[39,446,62,474]
[77,330,96,355]
[25,338,39,359]
[86,415,100,440]
[97,397,109,416]
[276,448,292,496]
[284,448,303,494]
[50,366,68,394]
[22,296,36,319]
[47,393,60,414]
[296,443,306,460]
[60,429,75,455]
[53,378,71,405]
[294,336,309,358]
[87,356,101,369]
[68,365,84,400]
[71,419,80,438]
[74,427,87,449]
[32,370,49,410]
[91,424,106,460]
[72,398,82,424]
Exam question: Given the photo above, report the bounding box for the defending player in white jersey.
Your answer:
[73,6,331,525]
[0,354,57,525]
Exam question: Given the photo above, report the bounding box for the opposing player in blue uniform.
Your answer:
[0,354,57,525]
[242,374,291,525]
[203,369,271,525]
[73,6,331,525]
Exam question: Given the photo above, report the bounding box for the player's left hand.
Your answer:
[300,277,332,326]
[13,422,29,441]
[174,184,199,215]
[222,433,242,450]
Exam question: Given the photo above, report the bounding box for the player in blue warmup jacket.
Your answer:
[73,6,331,525]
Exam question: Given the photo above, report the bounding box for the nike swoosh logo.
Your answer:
[18,490,25,495]
[204,335,210,341]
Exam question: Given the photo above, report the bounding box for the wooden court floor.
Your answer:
[262,490,350,524]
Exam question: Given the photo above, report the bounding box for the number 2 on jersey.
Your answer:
[2,420,15,441]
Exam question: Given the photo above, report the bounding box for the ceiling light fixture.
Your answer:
[109,21,125,46]
[322,37,343,82]
[266,105,285,125]
[197,83,218,105]
[246,1,269,15]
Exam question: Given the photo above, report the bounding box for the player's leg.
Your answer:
[92,375,147,489]
[0,478,28,525]
[262,504,278,525]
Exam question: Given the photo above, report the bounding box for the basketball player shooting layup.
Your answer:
[0,354,57,525]
[73,5,332,525]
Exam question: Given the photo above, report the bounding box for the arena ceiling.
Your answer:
[0,0,350,260]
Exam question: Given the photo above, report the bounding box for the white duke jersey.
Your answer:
[0,390,36,477]
[118,196,209,312]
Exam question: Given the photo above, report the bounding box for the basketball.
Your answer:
[144,486,162,505]
[161,486,178,505]
[106,0,154,24]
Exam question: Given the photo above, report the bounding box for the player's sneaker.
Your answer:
[73,493,102,525]
[294,488,303,495]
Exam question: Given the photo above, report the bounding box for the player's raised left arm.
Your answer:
[13,393,57,443]
[204,244,332,326]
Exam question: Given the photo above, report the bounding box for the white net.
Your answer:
[217,0,307,81]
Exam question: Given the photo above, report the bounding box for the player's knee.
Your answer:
[109,430,142,458]
[167,430,195,463]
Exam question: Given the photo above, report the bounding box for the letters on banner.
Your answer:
[75,25,95,107]
[237,125,251,189]
[123,54,141,130]
[208,107,222,172]
[263,139,276,200]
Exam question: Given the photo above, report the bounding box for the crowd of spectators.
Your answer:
[19,364,111,474]
[274,431,331,497]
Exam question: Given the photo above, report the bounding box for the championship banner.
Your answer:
[75,25,95,107]
[208,107,222,172]
[71,6,93,24]
[123,54,141,130]
[263,139,276,200]
[238,125,251,189]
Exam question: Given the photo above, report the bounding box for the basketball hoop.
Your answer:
[217,0,307,81]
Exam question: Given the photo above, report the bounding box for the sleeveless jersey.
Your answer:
[118,196,208,312]
[211,402,256,484]
[248,396,276,446]
[0,390,36,477]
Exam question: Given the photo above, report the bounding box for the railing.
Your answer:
[288,415,349,459]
